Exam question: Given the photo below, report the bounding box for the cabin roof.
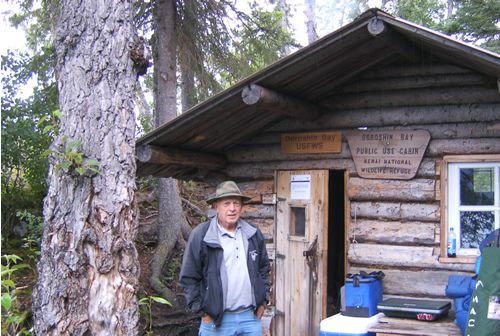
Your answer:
[136,9,500,179]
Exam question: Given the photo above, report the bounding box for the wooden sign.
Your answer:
[281,131,341,154]
[346,130,430,180]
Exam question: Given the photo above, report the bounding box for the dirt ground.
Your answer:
[136,241,200,336]
[135,179,210,335]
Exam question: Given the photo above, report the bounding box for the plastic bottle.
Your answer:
[447,227,456,257]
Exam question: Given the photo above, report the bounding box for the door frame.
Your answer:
[273,169,330,336]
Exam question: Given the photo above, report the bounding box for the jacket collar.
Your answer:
[203,216,257,245]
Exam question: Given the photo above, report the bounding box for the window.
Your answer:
[444,155,500,258]
[290,206,306,237]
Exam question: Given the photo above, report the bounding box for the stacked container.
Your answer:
[319,271,385,335]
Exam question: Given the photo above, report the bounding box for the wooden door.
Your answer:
[274,170,329,336]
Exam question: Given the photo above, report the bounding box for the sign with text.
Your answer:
[346,130,431,180]
[281,131,341,154]
[290,174,311,200]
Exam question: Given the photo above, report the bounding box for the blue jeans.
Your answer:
[199,309,262,336]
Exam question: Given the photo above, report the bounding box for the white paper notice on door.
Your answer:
[290,174,311,200]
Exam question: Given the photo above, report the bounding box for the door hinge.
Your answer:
[274,308,285,317]
[261,193,277,205]
[275,253,286,259]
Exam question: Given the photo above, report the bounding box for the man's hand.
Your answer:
[202,313,214,323]
[254,304,265,319]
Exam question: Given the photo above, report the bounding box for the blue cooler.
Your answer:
[319,313,382,336]
[344,272,384,317]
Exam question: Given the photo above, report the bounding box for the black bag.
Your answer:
[377,298,451,321]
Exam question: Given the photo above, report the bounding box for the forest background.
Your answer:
[1,0,499,335]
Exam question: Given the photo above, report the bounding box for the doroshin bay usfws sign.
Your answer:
[281,131,342,154]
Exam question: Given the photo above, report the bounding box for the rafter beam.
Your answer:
[136,145,227,170]
[241,84,320,120]
[368,17,421,63]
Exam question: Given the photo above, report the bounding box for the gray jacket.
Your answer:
[179,217,270,326]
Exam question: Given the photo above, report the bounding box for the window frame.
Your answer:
[440,154,500,263]
[287,201,309,242]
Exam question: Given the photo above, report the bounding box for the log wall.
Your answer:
[224,63,500,299]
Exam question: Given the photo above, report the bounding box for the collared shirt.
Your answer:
[217,220,253,311]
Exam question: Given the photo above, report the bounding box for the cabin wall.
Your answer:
[222,62,500,298]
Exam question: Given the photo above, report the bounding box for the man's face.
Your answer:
[214,196,243,228]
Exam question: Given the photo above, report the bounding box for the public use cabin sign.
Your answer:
[346,130,431,180]
[281,131,342,154]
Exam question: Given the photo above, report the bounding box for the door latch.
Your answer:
[303,235,318,283]
[303,235,318,257]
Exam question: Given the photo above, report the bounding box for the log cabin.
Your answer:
[136,9,500,336]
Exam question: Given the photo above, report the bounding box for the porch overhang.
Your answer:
[136,9,500,180]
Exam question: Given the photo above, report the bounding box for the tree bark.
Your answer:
[32,1,139,335]
[150,0,192,304]
[304,0,318,44]
[181,68,196,111]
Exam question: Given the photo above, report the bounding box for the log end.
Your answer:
[242,84,262,105]
[368,17,385,36]
[136,145,152,162]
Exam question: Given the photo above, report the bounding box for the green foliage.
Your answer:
[394,0,446,29]
[1,212,42,335]
[51,138,100,176]
[1,1,58,239]
[15,210,43,248]
[134,77,155,136]
[153,0,297,104]
[383,0,500,53]
[39,109,61,137]
[9,0,57,54]
[138,294,172,335]
[1,254,33,335]
[138,108,154,134]
[137,176,155,193]
[1,50,57,239]
[225,6,296,85]
[163,255,181,281]
[180,180,208,222]
[442,0,500,53]
[344,0,371,23]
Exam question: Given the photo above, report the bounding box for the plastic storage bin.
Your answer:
[344,276,383,317]
[319,313,383,336]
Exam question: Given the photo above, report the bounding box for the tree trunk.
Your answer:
[276,0,293,55]
[32,1,139,335]
[150,0,191,304]
[135,81,154,134]
[304,0,319,44]
[180,0,197,111]
[181,64,196,112]
[446,0,453,18]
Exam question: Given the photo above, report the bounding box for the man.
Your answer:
[179,181,270,335]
